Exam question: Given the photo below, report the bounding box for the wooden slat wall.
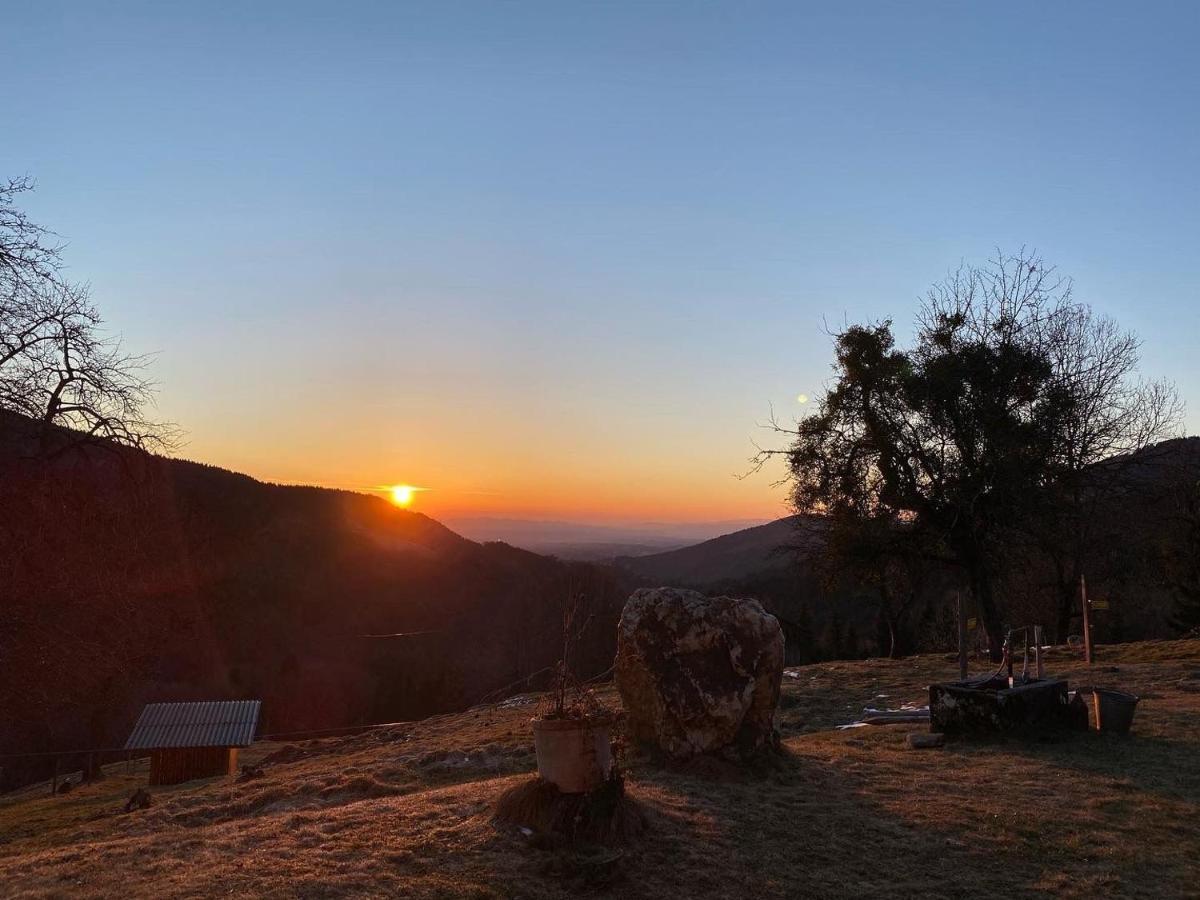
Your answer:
[148,747,236,785]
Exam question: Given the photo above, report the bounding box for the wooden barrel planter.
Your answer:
[531,716,613,794]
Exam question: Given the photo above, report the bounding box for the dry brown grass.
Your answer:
[2,639,1198,898]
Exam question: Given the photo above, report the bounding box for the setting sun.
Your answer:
[390,484,416,507]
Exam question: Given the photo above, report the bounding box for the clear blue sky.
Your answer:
[6,2,1198,521]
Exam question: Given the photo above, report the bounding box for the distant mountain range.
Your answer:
[441,516,771,560]
[614,516,814,585]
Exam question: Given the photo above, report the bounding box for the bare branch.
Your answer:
[0,180,178,455]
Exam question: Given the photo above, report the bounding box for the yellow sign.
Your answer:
[1092,599,1110,610]
[966,617,977,630]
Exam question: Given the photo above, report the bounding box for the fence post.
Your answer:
[1034,625,1044,679]
[50,756,59,796]
[957,591,968,681]
[1081,574,1094,665]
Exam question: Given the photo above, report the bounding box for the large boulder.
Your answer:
[614,587,784,759]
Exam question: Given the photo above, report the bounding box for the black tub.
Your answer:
[929,677,1073,734]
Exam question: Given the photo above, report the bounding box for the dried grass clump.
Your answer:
[492,773,647,846]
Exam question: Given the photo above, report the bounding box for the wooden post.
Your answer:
[1081,574,1094,665]
[1005,628,1014,687]
[956,591,968,681]
[1034,625,1044,680]
[50,756,59,796]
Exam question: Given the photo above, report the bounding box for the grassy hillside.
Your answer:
[3,639,1198,898]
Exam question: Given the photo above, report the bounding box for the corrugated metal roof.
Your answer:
[124,700,261,750]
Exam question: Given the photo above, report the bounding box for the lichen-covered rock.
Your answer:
[614,587,784,759]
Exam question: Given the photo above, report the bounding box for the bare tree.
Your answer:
[0,177,60,295]
[1029,300,1182,639]
[0,178,175,454]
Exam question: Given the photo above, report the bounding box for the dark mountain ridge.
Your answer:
[615,515,815,585]
[0,413,627,790]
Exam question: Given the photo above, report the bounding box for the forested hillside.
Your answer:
[619,438,1200,663]
[0,413,627,790]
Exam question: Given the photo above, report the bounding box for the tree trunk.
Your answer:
[877,584,899,659]
[970,567,1004,662]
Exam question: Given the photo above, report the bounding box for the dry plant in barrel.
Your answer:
[537,591,613,723]
[496,591,644,849]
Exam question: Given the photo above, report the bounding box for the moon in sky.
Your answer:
[796,393,809,404]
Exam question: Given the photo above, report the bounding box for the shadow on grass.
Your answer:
[486,745,1033,900]
[956,730,1200,799]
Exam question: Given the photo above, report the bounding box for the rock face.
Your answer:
[614,587,784,759]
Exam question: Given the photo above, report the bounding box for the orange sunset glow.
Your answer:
[229,439,792,524]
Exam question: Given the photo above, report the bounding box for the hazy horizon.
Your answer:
[7,2,1198,523]
[440,513,774,549]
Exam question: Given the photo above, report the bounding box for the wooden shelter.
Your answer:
[125,700,261,785]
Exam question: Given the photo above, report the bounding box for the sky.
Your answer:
[5,2,1199,524]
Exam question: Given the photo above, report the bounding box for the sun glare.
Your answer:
[390,484,416,507]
